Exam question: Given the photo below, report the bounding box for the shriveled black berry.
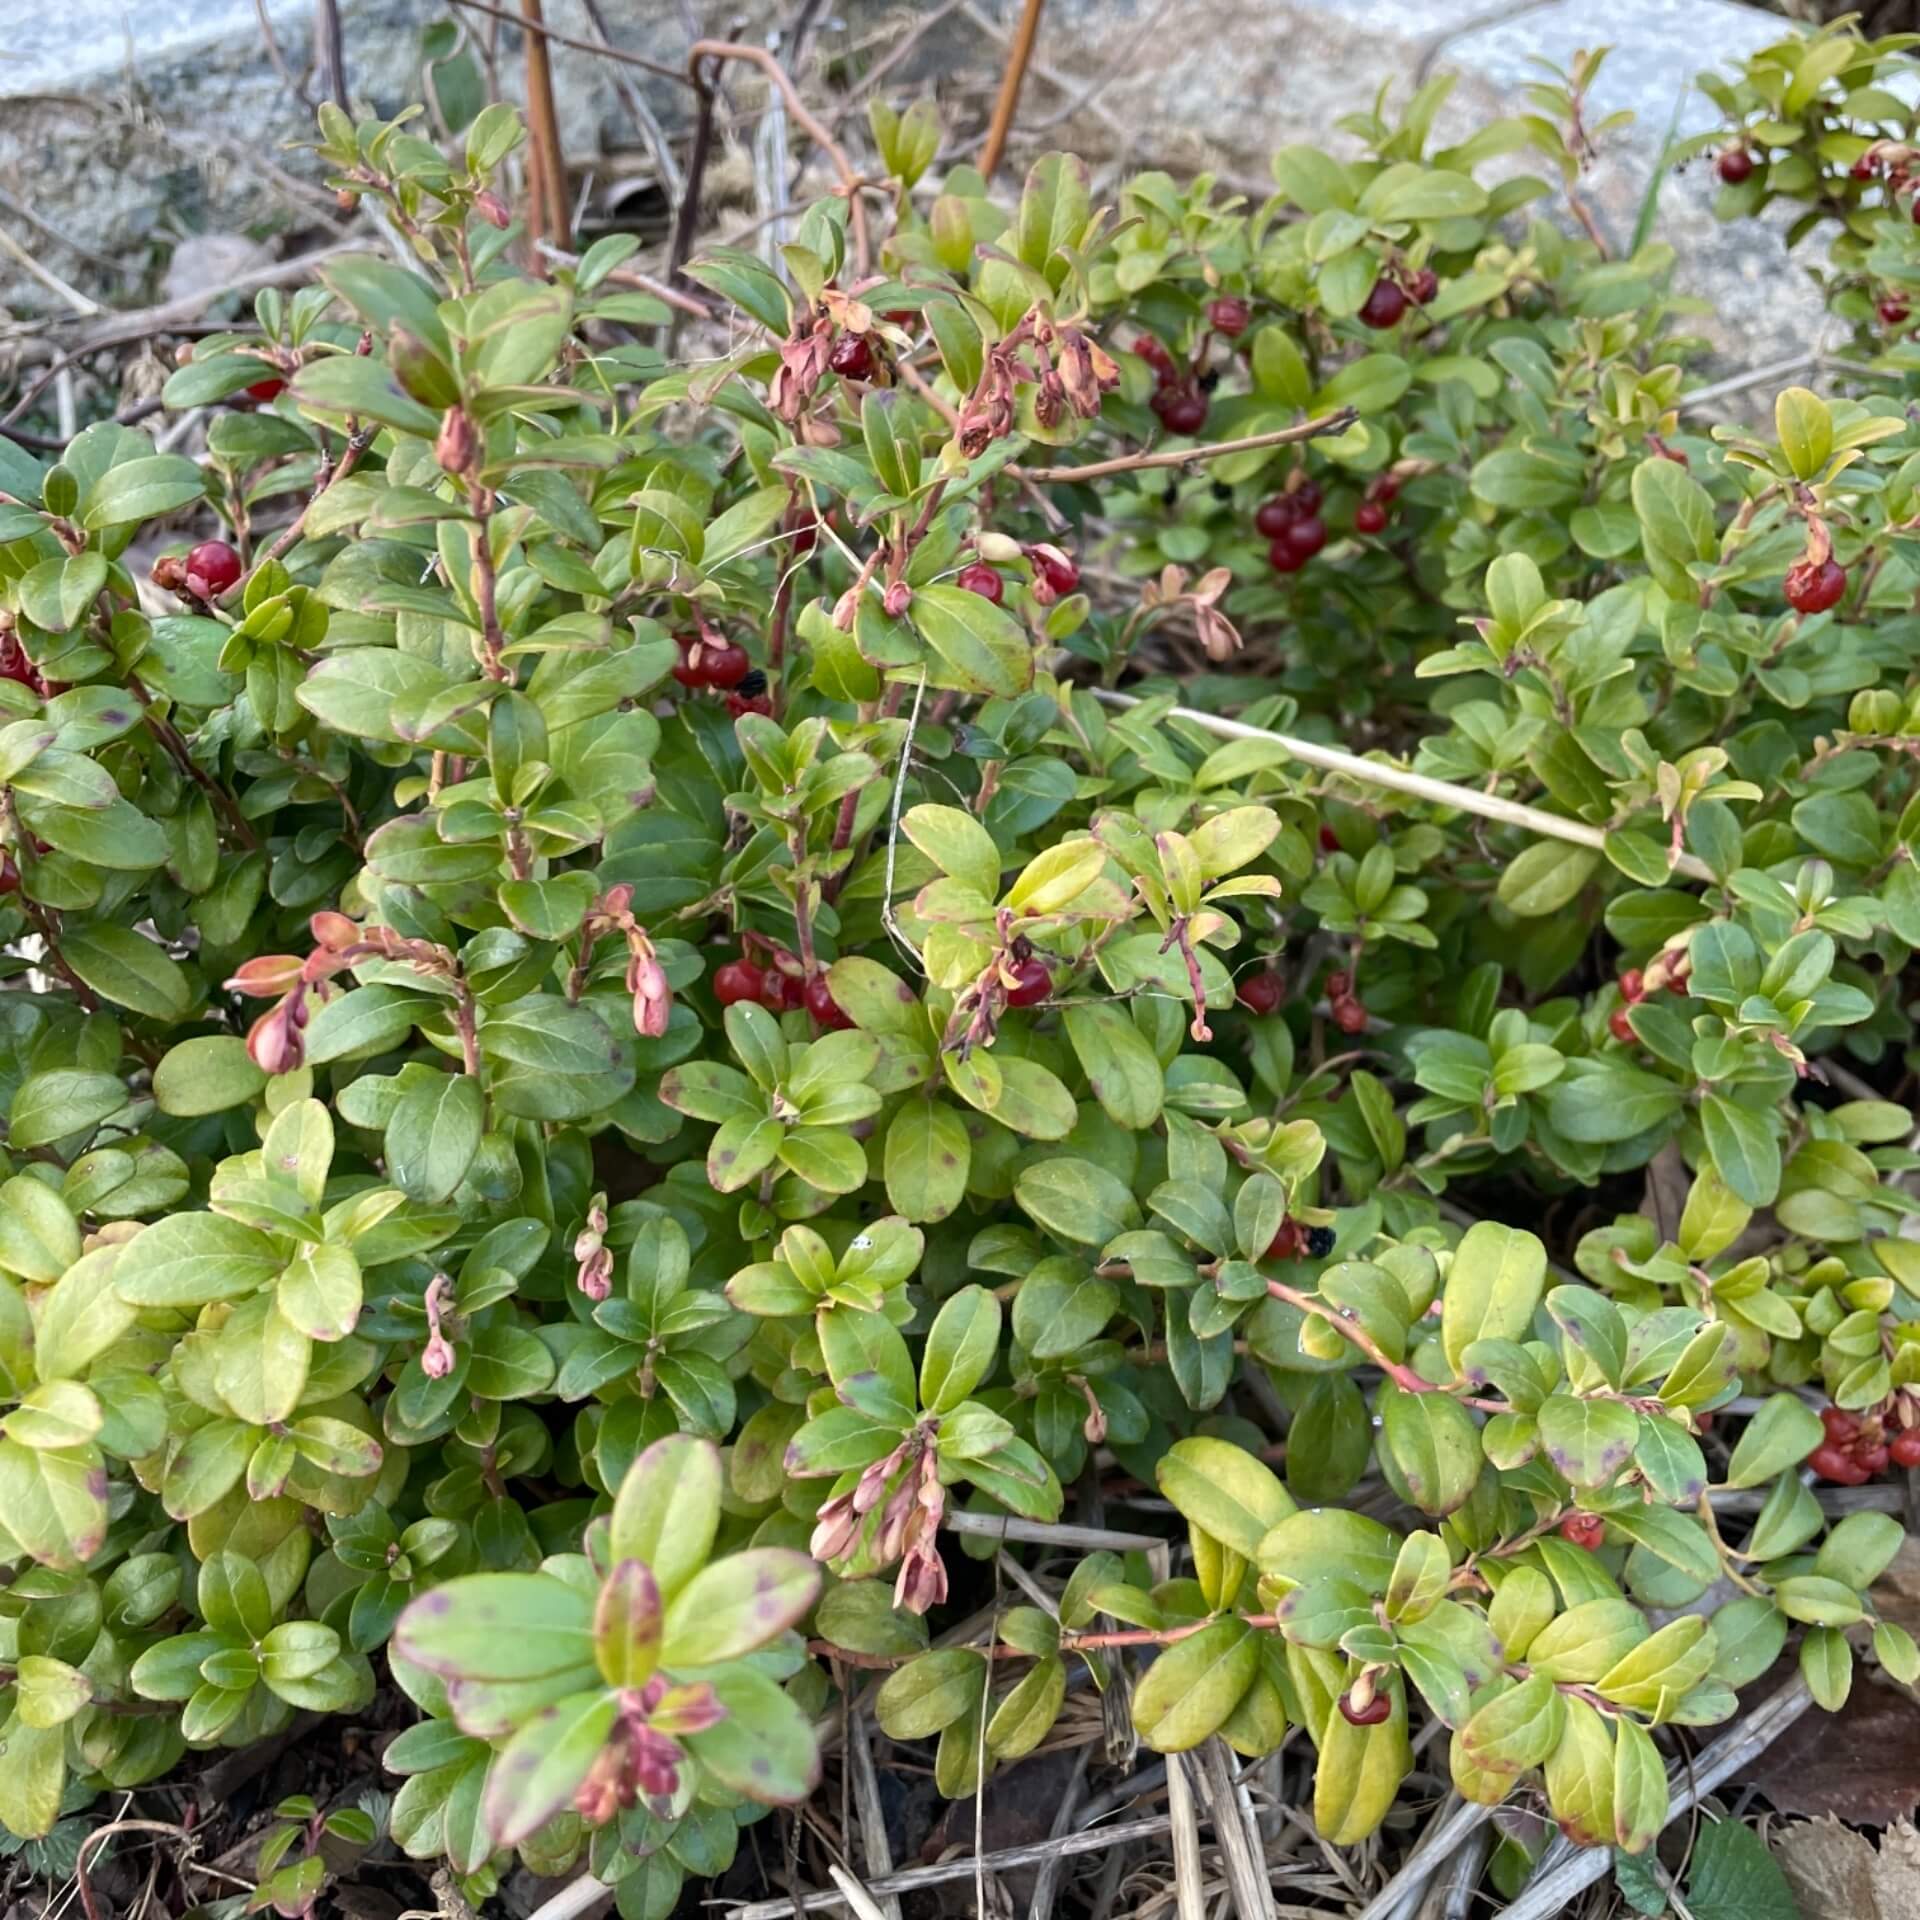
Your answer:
[1305,1225,1336,1259]
[736,668,768,697]
[1211,480,1233,502]
[1198,369,1221,393]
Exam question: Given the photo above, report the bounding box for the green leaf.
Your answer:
[392,1572,596,1682]
[80,454,208,529]
[684,1664,821,1804]
[1156,1436,1295,1559]
[1131,1618,1258,1751]
[1684,1817,1800,1920]
[114,1213,281,1308]
[1723,1393,1823,1490]
[58,924,192,1021]
[1774,386,1832,482]
[877,1648,987,1739]
[386,1072,485,1204]
[658,1548,819,1666]
[152,1036,268,1116]
[1702,1094,1781,1208]
[608,1433,722,1600]
[1537,1394,1640,1490]
[1441,1222,1546,1378]
[484,1689,616,1847]
[920,1286,1002,1415]
[910,584,1034,698]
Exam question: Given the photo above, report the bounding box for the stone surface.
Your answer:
[0,0,1832,374]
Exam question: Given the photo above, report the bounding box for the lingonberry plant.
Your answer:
[2,41,1920,1910]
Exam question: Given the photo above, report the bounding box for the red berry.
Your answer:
[1254,496,1299,538]
[1332,996,1368,1035]
[1408,268,1439,306]
[1264,1219,1303,1262]
[0,852,17,896]
[1784,556,1846,614]
[1619,968,1645,1003]
[1005,955,1051,1008]
[1154,386,1208,434]
[828,332,874,379]
[957,562,1004,603]
[1558,1512,1605,1551]
[701,641,751,689]
[1889,1428,1920,1468]
[244,375,286,402]
[804,976,854,1029]
[1810,1442,1869,1485]
[1136,334,1174,372]
[1033,549,1080,595]
[1821,1404,1863,1445]
[725,692,774,719]
[1318,825,1339,853]
[713,959,767,1005]
[1281,516,1327,561]
[1354,501,1389,535]
[1338,1687,1391,1727]
[1853,154,1880,180]
[1881,296,1911,326]
[184,539,243,598]
[1208,296,1251,336]
[1857,1441,1890,1475]
[1373,473,1402,503]
[1292,481,1323,517]
[1717,148,1754,184]
[1267,539,1306,575]
[1358,278,1408,330]
[1609,1008,1637,1045]
[788,515,819,555]
[760,969,804,1012]
[1325,970,1350,998]
[1237,971,1284,1015]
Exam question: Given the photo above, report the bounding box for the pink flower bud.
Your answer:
[474,190,511,230]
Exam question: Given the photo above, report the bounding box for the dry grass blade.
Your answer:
[847,1714,902,1920]
[1165,1750,1207,1920]
[1197,1738,1276,1920]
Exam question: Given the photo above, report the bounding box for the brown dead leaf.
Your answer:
[1775,1817,1920,1920]
[1750,1679,1920,1824]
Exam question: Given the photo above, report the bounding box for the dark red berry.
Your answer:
[1136,334,1174,372]
[714,959,767,1005]
[1619,968,1645,1003]
[0,853,17,896]
[1292,481,1323,517]
[701,641,751,689]
[1858,1441,1891,1475]
[1318,825,1339,853]
[1821,1404,1863,1445]
[1338,1687,1391,1727]
[804,976,855,1029]
[1890,1428,1920,1468]
[788,515,819,555]
[1325,970,1350,998]
[726,692,774,719]
[1853,153,1880,180]
[1268,539,1306,575]
[1332,996,1368,1035]
[1281,515,1327,561]
[244,375,286,402]
[957,562,1004,603]
[1032,548,1080,596]
[1354,501,1389,535]
[1609,1008,1637,1045]
[828,332,874,379]
[760,969,804,1012]
[1005,955,1051,1007]
[1265,1219,1303,1262]
[1784,556,1846,614]
[1237,971,1284,1015]
[1372,473,1402,503]
[1254,496,1298,538]
[1810,1442,1869,1485]
[1882,296,1910,326]
[1358,278,1408,330]
[1154,385,1208,434]
[1717,148,1754,184]
[671,657,707,689]
[1408,268,1439,306]
[184,539,243,598]
[1208,296,1251,336]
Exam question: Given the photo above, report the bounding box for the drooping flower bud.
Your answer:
[435,405,479,476]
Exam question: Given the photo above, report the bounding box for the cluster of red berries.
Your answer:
[672,631,769,716]
[1607,955,1693,1043]
[1717,147,1756,185]
[1783,553,1847,616]
[1255,479,1326,573]
[1324,968,1367,1035]
[1354,470,1404,537]
[712,953,853,1029]
[1558,1510,1606,1552]
[1358,265,1439,332]
[1138,334,1210,435]
[1264,1216,1338,1262]
[1237,968,1284,1015]
[1808,1401,1920,1484]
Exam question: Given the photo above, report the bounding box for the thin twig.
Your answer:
[0,226,101,316]
[688,39,871,277]
[1092,689,1716,883]
[979,0,1047,181]
[1015,410,1357,485]
[254,0,313,110]
[520,0,571,248]
[444,0,693,86]
[73,242,364,349]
